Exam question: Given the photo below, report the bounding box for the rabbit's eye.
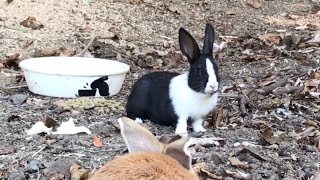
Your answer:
[197,67,201,72]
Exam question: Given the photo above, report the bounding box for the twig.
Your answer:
[36,167,41,180]
[32,146,46,157]
[273,86,304,96]
[3,85,28,89]
[76,35,97,57]
[262,76,289,94]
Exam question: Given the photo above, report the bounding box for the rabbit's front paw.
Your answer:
[192,119,207,133]
[134,118,143,124]
[175,118,188,136]
[175,129,188,137]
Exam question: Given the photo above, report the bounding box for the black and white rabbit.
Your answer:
[126,23,220,135]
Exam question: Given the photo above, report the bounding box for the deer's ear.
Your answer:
[118,117,163,153]
[164,137,192,170]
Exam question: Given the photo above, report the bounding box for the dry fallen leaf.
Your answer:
[259,80,276,87]
[258,34,282,45]
[34,48,60,57]
[46,139,57,145]
[193,162,207,174]
[228,157,249,169]
[305,80,318,88]
[287,14,300,20]
[246,0,262,8]
[168,4,181,14]
[0,170,8,180]
[307,32,320,43]
[59,48,76,57]
[193,162,222,179]
[0,146,16,155]
[303,120,319,128]
[220,167,251,179]
[289,127,316,140]
[3,53,20,70]
[163,51,184,68]
[250,120,270,129]
[211,107,224,128]
[43,116,58,129]
[70,163,92,180]
[93,134,102,148]
[225,11,236,16]
[310,71,320,80]
[259,127,278,145]
[20,16,44,30]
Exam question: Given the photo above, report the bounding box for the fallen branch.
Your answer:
[75,35,96,57]
[262,76,289,94]
[273,85,304,96]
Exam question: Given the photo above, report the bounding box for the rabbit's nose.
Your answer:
[210,85,216,89]
[210,84,218,91]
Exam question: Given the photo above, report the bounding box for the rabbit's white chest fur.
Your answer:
[169,73,219,122]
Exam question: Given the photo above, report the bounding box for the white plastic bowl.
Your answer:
[19,57,130,98]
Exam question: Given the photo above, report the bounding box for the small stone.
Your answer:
[9,94,28,105]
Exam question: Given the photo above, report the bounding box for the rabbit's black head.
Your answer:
[179,23,220,95]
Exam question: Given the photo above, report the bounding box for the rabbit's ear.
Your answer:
[118,117,163,153]
[179,27,201,64]
[164,137,193,170]
[203,23,215,55]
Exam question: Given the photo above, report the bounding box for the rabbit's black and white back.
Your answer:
[126,23,220,136]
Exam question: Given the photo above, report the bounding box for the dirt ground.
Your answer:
[1,0,320,179]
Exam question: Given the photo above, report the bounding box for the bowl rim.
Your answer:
[19,57,130,76]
